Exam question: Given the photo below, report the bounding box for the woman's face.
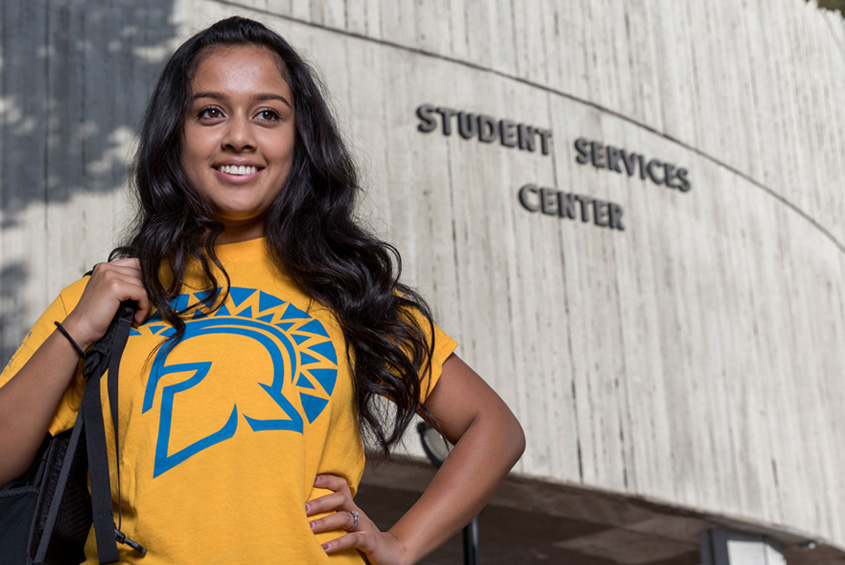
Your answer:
[182,45,296,243]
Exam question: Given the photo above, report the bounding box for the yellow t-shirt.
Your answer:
[0,237,457,564]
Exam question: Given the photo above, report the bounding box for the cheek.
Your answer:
[266,135,295,175]
[182,126,216,160]
[266,129,295,158]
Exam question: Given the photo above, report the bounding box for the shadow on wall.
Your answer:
[0,0,178,364]
[0,261,28,364]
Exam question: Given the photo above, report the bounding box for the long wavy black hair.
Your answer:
[113,16,437,454]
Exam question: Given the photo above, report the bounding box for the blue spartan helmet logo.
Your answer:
[139,288,338,477]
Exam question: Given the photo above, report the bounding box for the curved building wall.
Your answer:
[2,0,845,551]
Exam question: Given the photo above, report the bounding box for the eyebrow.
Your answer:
[191,91,293,109]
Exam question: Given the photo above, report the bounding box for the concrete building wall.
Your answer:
[2,0,844,551]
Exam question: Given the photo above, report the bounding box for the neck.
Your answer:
[216,219,265,244]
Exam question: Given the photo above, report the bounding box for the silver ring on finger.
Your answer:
[347,510,360,531]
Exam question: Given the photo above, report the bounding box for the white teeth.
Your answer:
[218,165,257,175]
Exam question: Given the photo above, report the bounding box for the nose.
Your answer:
[222,114,256,151]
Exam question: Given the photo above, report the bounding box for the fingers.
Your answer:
[313,473,353,497]
[309,506,378,555]
[134,292,151,327]
[321,530,372,554]
[306,474,363,537]
[305,474,355,519]
[322,529,404,559]
[94,258,151,327]
[305,474,397,558]
[305,491,351,517]
[98,261,150,325]
[308,509,360,534]
[63,258,150,348]
[93,260,152,327]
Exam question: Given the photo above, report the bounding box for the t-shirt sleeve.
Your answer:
[418,320,458,403]
[0,280,89,436]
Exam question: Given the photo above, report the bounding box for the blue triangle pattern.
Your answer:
[258,313,275,323]
[296,373,315,389]
[194,289,216,304]
[258,291,285,313]
[149,324,168,335]
[229,287,254,307]
[309,341,338,364]
[170,293,189,313]
[281,303,308,320]
[292,333,312,345]
[296,319,329,338]
[236,306,254,319]
[309,368,337,395]
[277,321,295,331]
[130,329,141,336]
[300,393,329,424]
[299,351,321,365]
[216,305,231,317]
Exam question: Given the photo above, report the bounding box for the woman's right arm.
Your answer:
[0,259,149,486]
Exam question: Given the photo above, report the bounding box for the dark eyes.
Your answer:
[256,109,281,121]
[195,107,283,122]
[197,107,223,120]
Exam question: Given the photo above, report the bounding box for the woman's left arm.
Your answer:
[307,353,525,565]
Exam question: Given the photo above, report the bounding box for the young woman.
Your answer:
[0,16,524,564]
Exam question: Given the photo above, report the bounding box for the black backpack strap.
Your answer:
[32,409,86,563]
[107,303,134,536]
[83,351,120,563]
[82,300,143,563]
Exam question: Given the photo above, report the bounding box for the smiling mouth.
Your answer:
[216,165,259,175]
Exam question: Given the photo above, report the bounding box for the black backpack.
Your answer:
[0,302,146,564]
